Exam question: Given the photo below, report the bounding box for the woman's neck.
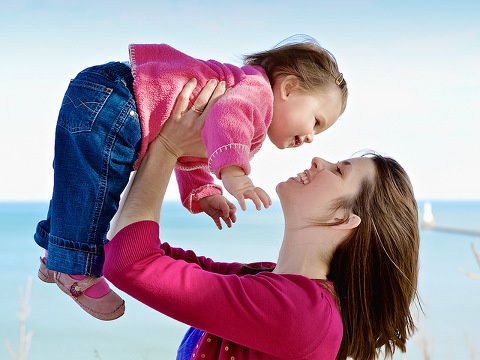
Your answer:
[273,226,335,280]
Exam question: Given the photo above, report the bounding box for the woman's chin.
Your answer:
[275,181,285,194]
[275,181,291,203]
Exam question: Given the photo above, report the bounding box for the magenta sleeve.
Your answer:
[104,221,342,358]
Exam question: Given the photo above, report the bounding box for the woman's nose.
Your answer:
[311,157,328,170]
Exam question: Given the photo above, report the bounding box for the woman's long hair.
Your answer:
[328,154,420,360]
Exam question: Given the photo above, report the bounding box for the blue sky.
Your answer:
[1,0,479,201]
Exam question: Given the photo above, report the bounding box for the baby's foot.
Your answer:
[54,272,125,321]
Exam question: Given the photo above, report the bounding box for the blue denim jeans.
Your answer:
[34,62,141,276]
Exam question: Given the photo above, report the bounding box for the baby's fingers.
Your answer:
[218,199,231,218]
[227,201,237,224]
[242,190,263,211]
[213,217,223,230]
[221,201,237,228]
[222,216,232,229]
[234,193,247,211]
[254,187,271,209]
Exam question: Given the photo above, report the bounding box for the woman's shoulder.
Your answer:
[236,261,276,275]
[246,272,343,357]
[242,271,340,309]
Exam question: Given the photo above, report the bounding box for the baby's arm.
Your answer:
[220,165,271,211]
[175,166,222,213]
[175,167,236,229]
[200,74,273,212]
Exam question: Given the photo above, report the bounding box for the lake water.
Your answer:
[1,201,479,359]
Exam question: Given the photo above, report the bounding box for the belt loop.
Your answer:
[106,62,134,96]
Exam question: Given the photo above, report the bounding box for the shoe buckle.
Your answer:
[70,282,83,297]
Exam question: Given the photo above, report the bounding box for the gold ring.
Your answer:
[191,105,204,114]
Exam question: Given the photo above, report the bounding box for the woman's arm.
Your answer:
[105,224,337,359]
[109,78,226,238]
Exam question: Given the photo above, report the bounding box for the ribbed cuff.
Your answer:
[104,221,161,281]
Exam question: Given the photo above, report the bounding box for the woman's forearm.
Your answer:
[109,138,177,238]
[109,79,225,238]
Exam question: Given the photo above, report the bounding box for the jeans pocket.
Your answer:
[58,79,113,134]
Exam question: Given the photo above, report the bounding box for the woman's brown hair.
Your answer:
[243,35,348,115]
[328,153,420,360]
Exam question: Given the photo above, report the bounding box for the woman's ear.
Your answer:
[331,214,361,230]
[279,75,299,99]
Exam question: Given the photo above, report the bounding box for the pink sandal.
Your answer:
[54,272,125,321]
[37,255,125,320]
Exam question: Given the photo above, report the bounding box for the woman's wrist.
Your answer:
[154,133,183,160]
[109,138,178,237]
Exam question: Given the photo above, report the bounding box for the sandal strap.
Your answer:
[74,276,104,292]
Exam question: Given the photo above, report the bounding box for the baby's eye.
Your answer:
[336,166,342,175]
[315,119,320,126]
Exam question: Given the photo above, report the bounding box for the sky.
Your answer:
[0,0,479,202]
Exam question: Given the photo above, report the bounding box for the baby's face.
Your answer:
[268,86,342,149]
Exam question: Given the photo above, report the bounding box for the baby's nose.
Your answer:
[304,134,314,143]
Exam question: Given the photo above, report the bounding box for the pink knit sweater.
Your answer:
[129,44,274,212]
[104,221,343,359]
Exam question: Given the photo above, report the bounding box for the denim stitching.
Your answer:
[38,62,135,276]
[62,94,104,113]
[89,96,136,247]
[58,81,113,133]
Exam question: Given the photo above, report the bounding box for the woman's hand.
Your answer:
[109,79,226,236]
[156,78,226,159]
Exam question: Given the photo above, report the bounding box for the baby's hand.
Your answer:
[198,194,237,230]
[220,166,271,211]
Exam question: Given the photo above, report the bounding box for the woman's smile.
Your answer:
[295,170,311,184]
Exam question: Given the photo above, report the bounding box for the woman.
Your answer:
[104,80,420,360]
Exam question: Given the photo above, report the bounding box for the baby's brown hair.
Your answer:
[244,35,348,114]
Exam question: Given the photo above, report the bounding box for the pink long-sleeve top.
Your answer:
[130,44,274,213]
[104,221,343,359]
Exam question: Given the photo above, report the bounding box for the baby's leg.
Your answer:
[34,62,140,320]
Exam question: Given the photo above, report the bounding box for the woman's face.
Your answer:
[276,157,376,221]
